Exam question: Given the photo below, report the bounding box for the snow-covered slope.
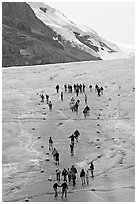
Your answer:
[28,2,134,60]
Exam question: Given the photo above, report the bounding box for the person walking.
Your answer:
[85,106,90,116]
[61,91,64,101]
[84,94,87,104]
[89,161,94,178]
[64,84,67,92]
[70,165,77,185]
[71,171,76,186]
[97,87,101,97]
[62,168,68,181]
[49,137,53,151]
[52,147,57,160]
[71,165,77,175]
[74,102,79,114]
[74,130,80,142]
[76,88,79,97]
[69,101,74,112]
[85,170,90,185]
[80,169,86,185]
[60,180,68,199]
[69,134,76,146]
[46,94,49,104]
[55,151,60,165]
[56,84,60,93]
[48,101,53,110]
[67,168,71,183]
[89,84,92,92]
[56,168,61,181]
[40,93,45,103]
[70,143,74,155]
[83,108,88,119]
[100,86,104,95]
[83,84,85,92]
[53,181,60,198]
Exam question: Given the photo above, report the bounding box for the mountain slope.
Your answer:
[2,2,134,67]
[28,2,134,60]
[2,2,101,67]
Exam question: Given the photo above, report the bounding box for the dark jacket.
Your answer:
[62,169,68,176]
[90,163,94,170]
[53,182,60,189]
[80,170,85,178]
[69,134,76,141]
[55,152,59,161]
[71,166,77,174]
[60,182,68,190]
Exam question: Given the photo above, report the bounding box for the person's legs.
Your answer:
[54,188,58,197]
[91,170,94,177]
[84,176,86,184]
[62,189,64,198]
[81,177,83,185]
[68,175,71,182]
[86,177,89,184]
[65,189,67,197]
[72,178,75,186]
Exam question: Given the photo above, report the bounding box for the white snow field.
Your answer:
[28,2,134,60]
[2,57,135,202]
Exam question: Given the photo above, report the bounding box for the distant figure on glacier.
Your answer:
[82,84,85,92]
[76,87,79,97]
[79,84,82,92]
[56,84,60,93]
[71,97,75,103]
[97,87,101,97]
[74,101,79,114]
[61,91,64,101]
[83,108,88,118]
[89,161,94,178]
[84,94,87,104]
[83,106,90,118]
[48,101,53,110]
[80,169,86,185]
[49,137,53,151]
[74,130,80,142]
[95,84,99,92]
[40,93,45,103]
[46,94,49,104]
[56,168,61,181]
[52,147,57,160]
[89,84,92,92]
[100,86,104,95]
[73,84,76,92]
[55,151,60,165]
[69,101,74,112]
[64,84,67,92]
[69,134,76,146]
[70,143,74,155]
[85,170,90,185]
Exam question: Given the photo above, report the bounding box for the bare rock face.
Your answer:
[2,2,101,67]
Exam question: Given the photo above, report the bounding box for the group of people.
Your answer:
[53,165,77,198]
[39,83,104,114]
[53,161,95,198]
[64,83,86,94]
[39,93,53,110]
[95,84,104,97]
[55,165,77,185]
[38,83,104,200]
[69,97,80,114]
[49,137,60,165]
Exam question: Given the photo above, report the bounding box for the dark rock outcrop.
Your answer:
[2,2,101,67]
